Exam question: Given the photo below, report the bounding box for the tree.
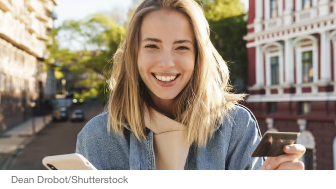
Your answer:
[197,0,245,21]
[196,0,248,93]
[56,13,126,78]
[46,13,126,103]
[209,15,248,93]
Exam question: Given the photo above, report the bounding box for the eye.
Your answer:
[176,46,190,50]
[145,45,159,49]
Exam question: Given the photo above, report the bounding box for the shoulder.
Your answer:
[76,111,130,170]
[229,104,257,122]
[78,111,109,139]
[233,104,258,124]
[220,104,261,138]
[219,104,264,169]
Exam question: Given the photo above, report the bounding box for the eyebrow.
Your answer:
[143,38,193,44]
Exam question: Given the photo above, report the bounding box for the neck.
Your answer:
[149,93,174,119]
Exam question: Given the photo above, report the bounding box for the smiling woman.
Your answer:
[137,9,195,117]
[75,0,306,170]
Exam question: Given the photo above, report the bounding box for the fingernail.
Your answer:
[266,164,271,170]
[285,146,290,152]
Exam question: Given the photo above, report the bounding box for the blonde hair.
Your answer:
[108,0,245,146]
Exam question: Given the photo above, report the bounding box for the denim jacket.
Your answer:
[75,104,264,170]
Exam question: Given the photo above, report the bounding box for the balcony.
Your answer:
[46,18,53,29]
[36,13,49,23]
[0,0,13,12]
[264,17,282,31]
[28,18,40,34]
[247,1,336,36]
[295,7,318,23]
[43,1,54,13]
[25,0,39,12]
[37,34,49,42]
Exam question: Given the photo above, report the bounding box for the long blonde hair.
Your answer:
[108,0,245,146]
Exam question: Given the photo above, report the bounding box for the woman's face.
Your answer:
[137,9,196,104]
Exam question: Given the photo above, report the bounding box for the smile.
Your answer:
[152,74,180,82]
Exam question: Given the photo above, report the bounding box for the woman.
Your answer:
[76,0,305,170]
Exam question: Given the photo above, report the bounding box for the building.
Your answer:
[0,0,57,134]
[244,0,336,170]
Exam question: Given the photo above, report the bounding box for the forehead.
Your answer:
[140,9,195,41]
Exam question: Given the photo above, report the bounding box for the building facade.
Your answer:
[0,0,57,134]
[244,0,336,170]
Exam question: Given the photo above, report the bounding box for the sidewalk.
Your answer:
[0,115,52,169]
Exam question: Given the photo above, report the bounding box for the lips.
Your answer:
[153,74,179,82]
[151,73,180,87]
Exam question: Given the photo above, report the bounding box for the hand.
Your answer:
[259,144,306,170]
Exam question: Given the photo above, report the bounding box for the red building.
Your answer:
[244,0,336,169]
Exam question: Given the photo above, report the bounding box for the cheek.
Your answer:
[137,52,148,72]
[180,55,195,76]
[137,52,155,78]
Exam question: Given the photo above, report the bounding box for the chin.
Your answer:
[152,91,180,100]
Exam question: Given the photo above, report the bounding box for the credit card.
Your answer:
[251,132,300,157]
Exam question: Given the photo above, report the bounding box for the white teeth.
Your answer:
[155,75,178,82]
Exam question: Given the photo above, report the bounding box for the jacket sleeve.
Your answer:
[74,116,105,170]
[225,105,265,170]
[75,131,85,157]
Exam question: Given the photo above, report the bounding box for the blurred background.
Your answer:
[0,0,335,170]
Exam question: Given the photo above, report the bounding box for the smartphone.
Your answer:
[251,132,300,157]
[42,153,97,170]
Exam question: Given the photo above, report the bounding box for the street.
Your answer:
[4,100,104,170]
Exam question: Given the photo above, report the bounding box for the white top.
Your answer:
[145,110,191,170]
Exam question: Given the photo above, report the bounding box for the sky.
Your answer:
[54,0,134,27]
[54,0,249,27]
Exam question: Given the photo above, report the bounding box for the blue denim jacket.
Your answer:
[76,104,264,170]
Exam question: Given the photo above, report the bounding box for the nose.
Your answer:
[159,51,175,68]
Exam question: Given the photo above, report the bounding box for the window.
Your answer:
[302,0,312,9]
[270,0,278,18]
[302,51,313,83]
[299,102,311,115]
[267,102,278,114]
[270,56,279,85]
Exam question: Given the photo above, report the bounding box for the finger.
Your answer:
[275,161,305,170]
[274,138,283,145]
[267,136,273,144]
[284,144,306,158]
[263,154,298,170]
[259,157,274,170]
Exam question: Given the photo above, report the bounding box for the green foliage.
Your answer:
[45,13,126,103]
[56,13,126,78]
[195,0,248,92]
[82,88,98,101]
[208,14,247,92]
[73,92,81,99]
[196,0,246,21]
[54,69,64,79]
[95,81,110,105]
